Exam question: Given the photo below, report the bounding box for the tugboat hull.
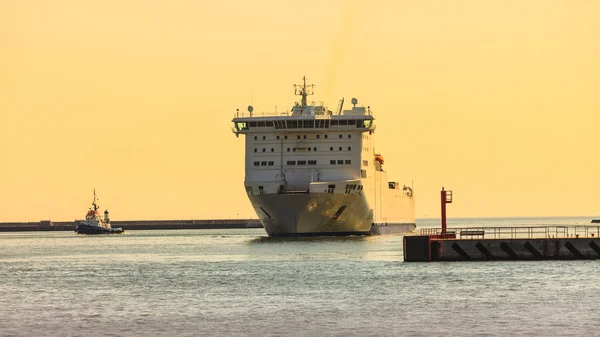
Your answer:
[75,224,124,234]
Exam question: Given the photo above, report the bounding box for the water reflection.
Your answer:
[248,234,374,244]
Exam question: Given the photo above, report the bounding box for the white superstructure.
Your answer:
[232,77,415,236]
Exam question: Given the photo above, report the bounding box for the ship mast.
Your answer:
[294,76,314,107]
[92,188,98,212]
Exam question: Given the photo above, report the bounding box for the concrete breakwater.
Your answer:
[404,225,600,262]
[0,219,263,232]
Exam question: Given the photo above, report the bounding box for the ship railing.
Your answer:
[420,226,600,239]
[234,111,291,118]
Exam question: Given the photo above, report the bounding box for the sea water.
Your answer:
[1,217,598,337]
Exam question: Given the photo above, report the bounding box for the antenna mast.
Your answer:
[294,76,314,107]
[92,188,98,212]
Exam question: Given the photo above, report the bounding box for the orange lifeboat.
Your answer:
[375,154,384,164]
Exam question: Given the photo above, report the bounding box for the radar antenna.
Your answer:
[294,76,314,107]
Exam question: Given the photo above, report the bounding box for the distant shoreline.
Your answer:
[0,219,263,232]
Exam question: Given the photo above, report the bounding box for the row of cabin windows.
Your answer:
[271,120,372,129]
[288,147,317,152]
[286,160,318,166]
[345,184,363,191]
[253,160,351,166]
[254,148,275,153]
[236,120,373,130]
[254,134,352,141]
[253,161,275,166]
[255,146,353,153]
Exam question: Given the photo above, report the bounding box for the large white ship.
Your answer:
[232,77,415,236]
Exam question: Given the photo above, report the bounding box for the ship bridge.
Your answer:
[232,76,374,135]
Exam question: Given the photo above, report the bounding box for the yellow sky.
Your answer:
[1,0,599,221]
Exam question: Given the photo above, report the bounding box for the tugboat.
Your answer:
[75,189,124,234]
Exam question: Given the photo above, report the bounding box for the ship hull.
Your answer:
[248,192,415,236]
[75,223,124,234]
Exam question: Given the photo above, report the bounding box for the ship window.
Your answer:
[313,147,317,151]
[262,148,266,152]
[331,120,339,126]
[271,148,274,152]
[324,120,330,128]
[317,135,320,139]
[337,160,344,164]
[347,120,356,125]
[293,148,296,152]
[348,147,351,151]
[287,160,296,165]
[277,135,280,140]
[254,136,257,140]
[308,147,311,151]
[345,160,351,164]
[268,161,274,166]
[254,148,257,153]
[364,120,372,128]
[258,122,266,127]
[330,160,336,165]
[363,160,369,166]
[284,135,288,139]
[262,136,266,140]
[356,120,363,128]
[325,135,328,139]
[236,122,248,130]
[338,147,342,151]
[303,135,307,139]
[339,120,348,126]
[249,122,257,127]
[389,182,396,189]
[287,148,290,152]
[266,121,274,127]
[297,135,301,139]
[297,160,307,165]
[253,161,259,166]
[361,169,367,178]
[308,160,317,165]
[347,134,351,138]
[330,147,333,151]
[261,161,267,166]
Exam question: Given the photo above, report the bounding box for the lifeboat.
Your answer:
[375,154,384,164]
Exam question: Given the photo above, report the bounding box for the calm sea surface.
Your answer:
[1,217,599,337]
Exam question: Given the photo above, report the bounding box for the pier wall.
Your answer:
[404,235,600,261]
[0,219,263,232]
